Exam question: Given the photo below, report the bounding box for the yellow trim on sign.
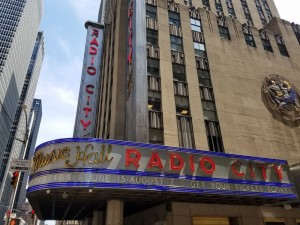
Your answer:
[295,219,300,223]
[192,217,230,225]
[264,218,286,223]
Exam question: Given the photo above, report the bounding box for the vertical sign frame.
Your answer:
[74,21,104,138]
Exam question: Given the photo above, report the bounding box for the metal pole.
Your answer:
[3,105,29,225]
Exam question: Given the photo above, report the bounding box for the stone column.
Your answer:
[105,200,123,225]
[92,211,104,225]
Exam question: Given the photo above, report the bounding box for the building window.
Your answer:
[148,96,161,111]
[261,39,272,52]
[260,30,273,52]
[275,35,289,57]
[202,0,211,10]
[147,58,159,76]
[278,43,289,57]
[194,42,206,57]
[240,0,253,22]
[169,11,181,26]
[226,0,236,17]
[174,80,188,96]
[244,34,256,47]
[147,29,158,45]
[149,111,163,129]
[291,22,300,45]
[148,76,161,91]
[177,116,195,148]
[215,0,223,12]
[218,26,230,40]
[242,24,255,47]
[190,18,202,32]
[146,4,157,19]
[205,120,224,152]
[149,128,164,144]
[173,64,186,81]
[170,35,183,52]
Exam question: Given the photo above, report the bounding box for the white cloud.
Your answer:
[66,0,100,23]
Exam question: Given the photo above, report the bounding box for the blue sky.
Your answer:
[35,0,100,146]
[34,1,299,224]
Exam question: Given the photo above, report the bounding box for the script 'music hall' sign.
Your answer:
[28,138,297,200]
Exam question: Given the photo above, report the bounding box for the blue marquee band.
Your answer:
[35,138,288,164]
[29,167,293,188]
[27,181,297,199]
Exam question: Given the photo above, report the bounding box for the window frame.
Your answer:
[147,29,158,45]
[190,18,202,32]
[146,4,157,19]
[170,35,183,52]
[169,11,181,26]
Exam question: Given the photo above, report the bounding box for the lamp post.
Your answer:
[3,104,30,225]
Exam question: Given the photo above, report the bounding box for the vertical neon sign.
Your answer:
[127,0,134,96]
[75,22,104,137]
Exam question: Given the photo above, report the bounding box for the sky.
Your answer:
[35,0,100,147]
[35,1,299,223]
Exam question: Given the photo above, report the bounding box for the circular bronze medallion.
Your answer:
[262,74,300,120]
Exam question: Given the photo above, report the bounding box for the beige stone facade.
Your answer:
[98,0,300,165]
[96,0,300,224]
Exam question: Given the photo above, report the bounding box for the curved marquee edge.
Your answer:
[26,182,298,199]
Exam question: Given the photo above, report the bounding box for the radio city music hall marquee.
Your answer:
[77,22,104,137]
[27,138,297,200]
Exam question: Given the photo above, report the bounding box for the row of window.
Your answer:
[0,0,25,9]
[1,24,18,32]
[216,15,289,57]
[148,2,288,58]
[1,15,20,24]
[0,30,16,37]
[0,8,23,17]
[199,0,271,26]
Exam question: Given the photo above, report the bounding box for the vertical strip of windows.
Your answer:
[254,0,267,25]
[259,29,273,52]
[275,34,289,57]
[189,7,224,153]
[215,0,223,13]
[146,1,164,145]
[242,24,256,47]
[291,22,300,45]
[169,1,195,149]
[261,0,273,21]
[217,14,231,40]
[240,0,253,26]
[225,0,236,18]
[0,0,25,75]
